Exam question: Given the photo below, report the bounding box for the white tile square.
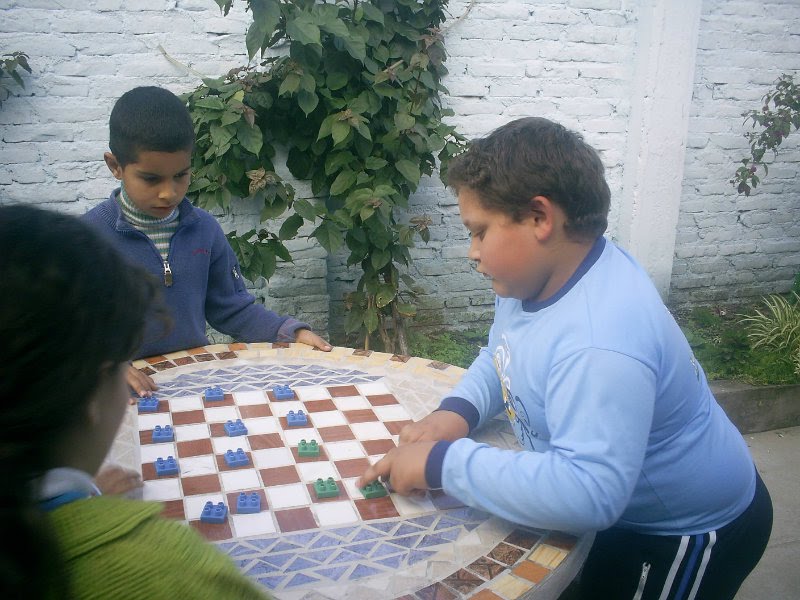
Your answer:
[269,401,305,417]
[372,405,411,422]
[185,493,226,520]
[332,396,371,411]
[295,462,338,482]
[242,416,280,435]
[324,440,366,460]
[266,483,310,509]
[168,396,203,412]
[204,406,239,423]
[137,413,171,431]
[142,478,182,501]
[292,386,331,401]
[391,492,436,516]
[356,381,391,396]
[231,512,277,537]
[282,428,318,446]
[233,390,267,405]
[309,411,347,428]
[140,442,177,462]
[212,436,252,455]
[220,469,261,492]
[350,422,391,440]
[312,501,359,527]
[178,455,218,477]
[252,447,294,469]
[342,477,365,499]
[174,423,209,442]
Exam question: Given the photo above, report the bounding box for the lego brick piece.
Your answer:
[200,501,228,524]
[286,410,307,427]
[224,448,250,467]
[359,480,388,500]
[272,385,294,400]
[138,397,159,413]
[224,419,248,437]
[237,492,261,514]
[297,439,319,458]
[154,456,179,477]
[314,477,340,499]
[152,424,174,443]
[203,386,225,402]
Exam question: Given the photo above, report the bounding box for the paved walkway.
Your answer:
[736,425,800,599]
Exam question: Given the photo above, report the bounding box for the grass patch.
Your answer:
[407,327,488,369]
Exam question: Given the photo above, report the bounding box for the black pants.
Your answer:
[577,472,772,600]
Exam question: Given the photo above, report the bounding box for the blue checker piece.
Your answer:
[154,456,179,476]
[152,425,174,443]
[224,419,248,436]
[237,492,261,514]
[203,386,224,402]
[286,410,307,427]
[138,397,159,413]
[272,385,294,400]
[201,501,228,524]
[224,448,249,467]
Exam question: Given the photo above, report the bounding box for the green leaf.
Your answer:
[375,284,397,308]
[371,248,391,270]
[396,303,417,317]
[298,89,319,115]
[313,221,344,253]
[279,214,304,240]
[344,305,365,334]
[396,159,421,185]
[194,97,226,110]
[320,17,349,40]
[317,114,337,140]
[365,156,388,170]
[246,22,268,59]
[330,169,357,196]
[293,198,318,222]
[256,244,277,280]
[364,306,379,333]
[286,15,321,46]
[360,2,384,24]
[324,151,355,176]
[332,120,351,145]
[395,113,415,130]
[279,72,301,97]
[326,71,350,90]
[236,121,263,155]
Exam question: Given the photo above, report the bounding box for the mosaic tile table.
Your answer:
[108,343,592,600]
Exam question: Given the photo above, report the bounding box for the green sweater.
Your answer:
[49,496,269,600]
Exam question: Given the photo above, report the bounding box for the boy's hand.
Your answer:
[294,328,332,352]
[127,364,157,397]
[356,442,436,496]
[94,464,143,496]
[399,411,469,445]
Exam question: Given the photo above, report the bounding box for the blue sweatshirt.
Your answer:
[426,238,755,536]
[83,191,308,359]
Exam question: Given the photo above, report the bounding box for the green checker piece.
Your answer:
[314,477,340,499]
[360,480,388,499]
[298,439,319,457]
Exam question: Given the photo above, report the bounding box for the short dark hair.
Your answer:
[109,86,195,166]
[447,117,610,239]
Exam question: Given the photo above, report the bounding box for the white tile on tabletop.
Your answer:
[137,413,172,431]
[266,483,311,509]
[173,423,210,442]
[292,385,331,401]
[178,455,218,477]
[231,512,277,537]
[252,447,295,469]
[324,440,366,461]
[140,442,177,462]
[309,410,348,428]
[342,477,367,500]
[331,396,371,411]
[204,406,239,423]
[269,400,304,418]
[312,501,359,527]
[212,435,252,455]
[233,390,267,405]
[184,493,226,520]
[372,405,412,422]
[350,421,392,440]
[168,396,204,412]
[220,468,261,492]
[282,427,318,446]
[142,478,183,501]
[391,492,436,517]
[295,461,338,482]
[241,416,280,435]
[356,381,391,396]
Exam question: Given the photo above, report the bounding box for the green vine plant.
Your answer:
[732,73,800,196]
[0,51,31,108]
[183,0,466,354]
[739,292,800,376]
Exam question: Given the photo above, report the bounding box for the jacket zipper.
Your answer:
[232,267,240,280]
[632,562,650,600]
[163,260,173,287]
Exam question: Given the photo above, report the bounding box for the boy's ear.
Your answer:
[529,195,559,241]
[104,152,123,180]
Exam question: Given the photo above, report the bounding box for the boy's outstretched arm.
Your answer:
[356,441,438,495]
[399,410,469,444]
[127,364,157,397]
[294,328,332,352]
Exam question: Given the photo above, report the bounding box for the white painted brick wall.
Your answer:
[1,0,798,342]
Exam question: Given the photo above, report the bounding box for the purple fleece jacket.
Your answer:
[83,190,309,359]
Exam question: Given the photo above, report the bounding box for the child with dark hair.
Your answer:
[83,86,330,397]
[0,205,268,599]
[358,117,773,599]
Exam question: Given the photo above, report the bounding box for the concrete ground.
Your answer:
[736,425,800,600]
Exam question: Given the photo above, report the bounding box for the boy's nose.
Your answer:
[159,183,179,201]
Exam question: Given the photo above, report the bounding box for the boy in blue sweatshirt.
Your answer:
[358,117,772,599]
[84,87,330,397]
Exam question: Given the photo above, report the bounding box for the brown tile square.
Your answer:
[145,355,169,364]
[228,343,247,351]
[248,433,283,450]
[152,361,176,371]
[215,351,237,360]
[327,385,359,397]
[187,346,210,355]
[385,420,414,435]
[182,474,222,495]
[172,356,196,366]
[271,342,291,348]
[343,409,378,424]
[415,582,457,600]
[274,506,317,532]
[202,394,235,407]
[427,360,450,370]
[317,425,356,442]
[430,489,466,510]
[171,409,205,426]
[260,465,301,486]
[159,499,185,520]
[193,353,215,362]
[442,568,484,594]
[512,560,550,584]
[141,460,179,481]
[362,439,396,455]
[544,531,578,550]
[467,557,506,581]
[504,529,543,550]
[303,399,337,412]
[191,519,233,542]
[290,445,329,463]
[215,450,254,471]
[366,394,399,406]
[226,489,267,513]
[306,479,345,503]
[239,404,272,418]
[488,542,525,566]
[390,354,410,362]
[139,366,156,376]
[209,422,228,437]
[354,496,399,520]
[469,591,504,600]
[177,438,213,458]
[351,349,372,357]
[334,458,371,478]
